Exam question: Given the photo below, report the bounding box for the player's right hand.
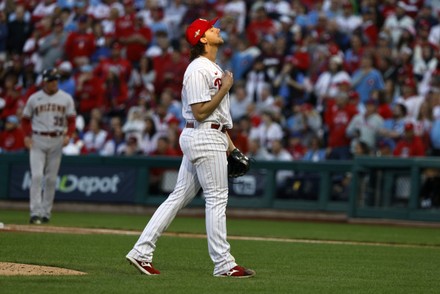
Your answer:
[62,136,70,147]
[221,70,234,91]
[24,137,33,149]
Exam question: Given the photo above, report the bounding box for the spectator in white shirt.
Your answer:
[335,1,362,35]
[82,118,108,154]
[383,1,415,47]
[396,78,425,121]
[313,55,351,111]
[230,81,252,122]
[249,110,284,151]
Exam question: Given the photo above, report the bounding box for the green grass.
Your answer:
[1,209,440,293]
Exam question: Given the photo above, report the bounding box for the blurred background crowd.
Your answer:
[1,0,440,162]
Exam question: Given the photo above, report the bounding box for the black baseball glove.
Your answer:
[227,148,250,178]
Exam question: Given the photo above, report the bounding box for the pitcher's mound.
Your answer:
[0,262,86,276]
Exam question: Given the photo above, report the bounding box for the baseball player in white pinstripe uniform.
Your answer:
[22,68,76,224]
[126,17,255,278]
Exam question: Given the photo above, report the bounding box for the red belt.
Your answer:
[33,131,64,137]
[186,122,227,133]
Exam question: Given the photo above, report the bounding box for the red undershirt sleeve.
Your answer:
[67,116,76,137]
[21,117,32,137]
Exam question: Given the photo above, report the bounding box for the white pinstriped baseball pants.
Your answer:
[127,127,237,275]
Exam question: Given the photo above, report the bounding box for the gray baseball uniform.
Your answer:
[22,82,76,221]
[127,56,237,275]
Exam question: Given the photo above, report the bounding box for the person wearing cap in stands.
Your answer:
[335,1,362,35]
[64,14,96,66]
[346,98,384,157]
[245,4,277,46]
[57,61,76,97]
[21,68,76,224]
[383,1,415,47]
[313,54,351,111]
[376,138,395,157]
[119,13,153,66]
[393,122,426,157]
[126,16,256,278]
[395,77,424,120]
[94,40,132,82]
[74,64,105,119]
[325,91,358,160]
[114,0,137,40]
[351,52,385,105]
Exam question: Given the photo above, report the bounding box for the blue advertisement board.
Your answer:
[9,165,137,203]
[228,170,267,197]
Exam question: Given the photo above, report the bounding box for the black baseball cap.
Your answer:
[42,68,61,82]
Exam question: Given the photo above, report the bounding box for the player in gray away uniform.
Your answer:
[22,68,76,224]
[126,17,255,278]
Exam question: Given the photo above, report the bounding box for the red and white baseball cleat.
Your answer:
[215,265,256,278]
[126,256,160,275]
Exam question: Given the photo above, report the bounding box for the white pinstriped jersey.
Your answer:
[23,89,76,133]
[127,55,239,276]
[182,56,233,129]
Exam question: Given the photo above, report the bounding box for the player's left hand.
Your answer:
[227,148,250,178]
[24,137,33,149]
[63,136,70,147]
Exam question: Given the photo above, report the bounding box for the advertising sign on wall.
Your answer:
[9,165,137,203]
[229,170,267,197]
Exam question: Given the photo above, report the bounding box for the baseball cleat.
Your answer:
[215,265,256,278]
[126,256,160,275]
[29,216,41,225]
[41,217,50,224]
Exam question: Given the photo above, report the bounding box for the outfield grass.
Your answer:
[1,209,440,294]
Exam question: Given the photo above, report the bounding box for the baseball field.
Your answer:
[1,208,440,294]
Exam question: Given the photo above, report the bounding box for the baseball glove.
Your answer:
[227,148,250,178]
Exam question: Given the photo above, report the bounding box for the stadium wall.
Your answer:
[1,154,439,222]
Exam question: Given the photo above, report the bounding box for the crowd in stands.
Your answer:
[1,0,440,163]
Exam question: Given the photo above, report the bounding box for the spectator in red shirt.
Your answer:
[358,8,379,47]
[246,5,277,46]
[151,30,173,96]
[371,89,393,120]
[325,91,358,159]
[160,43,189,99]
[64,15,96,67]
[114,0,136,40]
[119,15,152,66]
[0,115,25,153]
[94,41,132,82]
[74,64,105,119]
[287,132,307,160]
[150,135,180,157]
[1,82,25,120]
[393,122,426,157]
[228,125,249,156]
